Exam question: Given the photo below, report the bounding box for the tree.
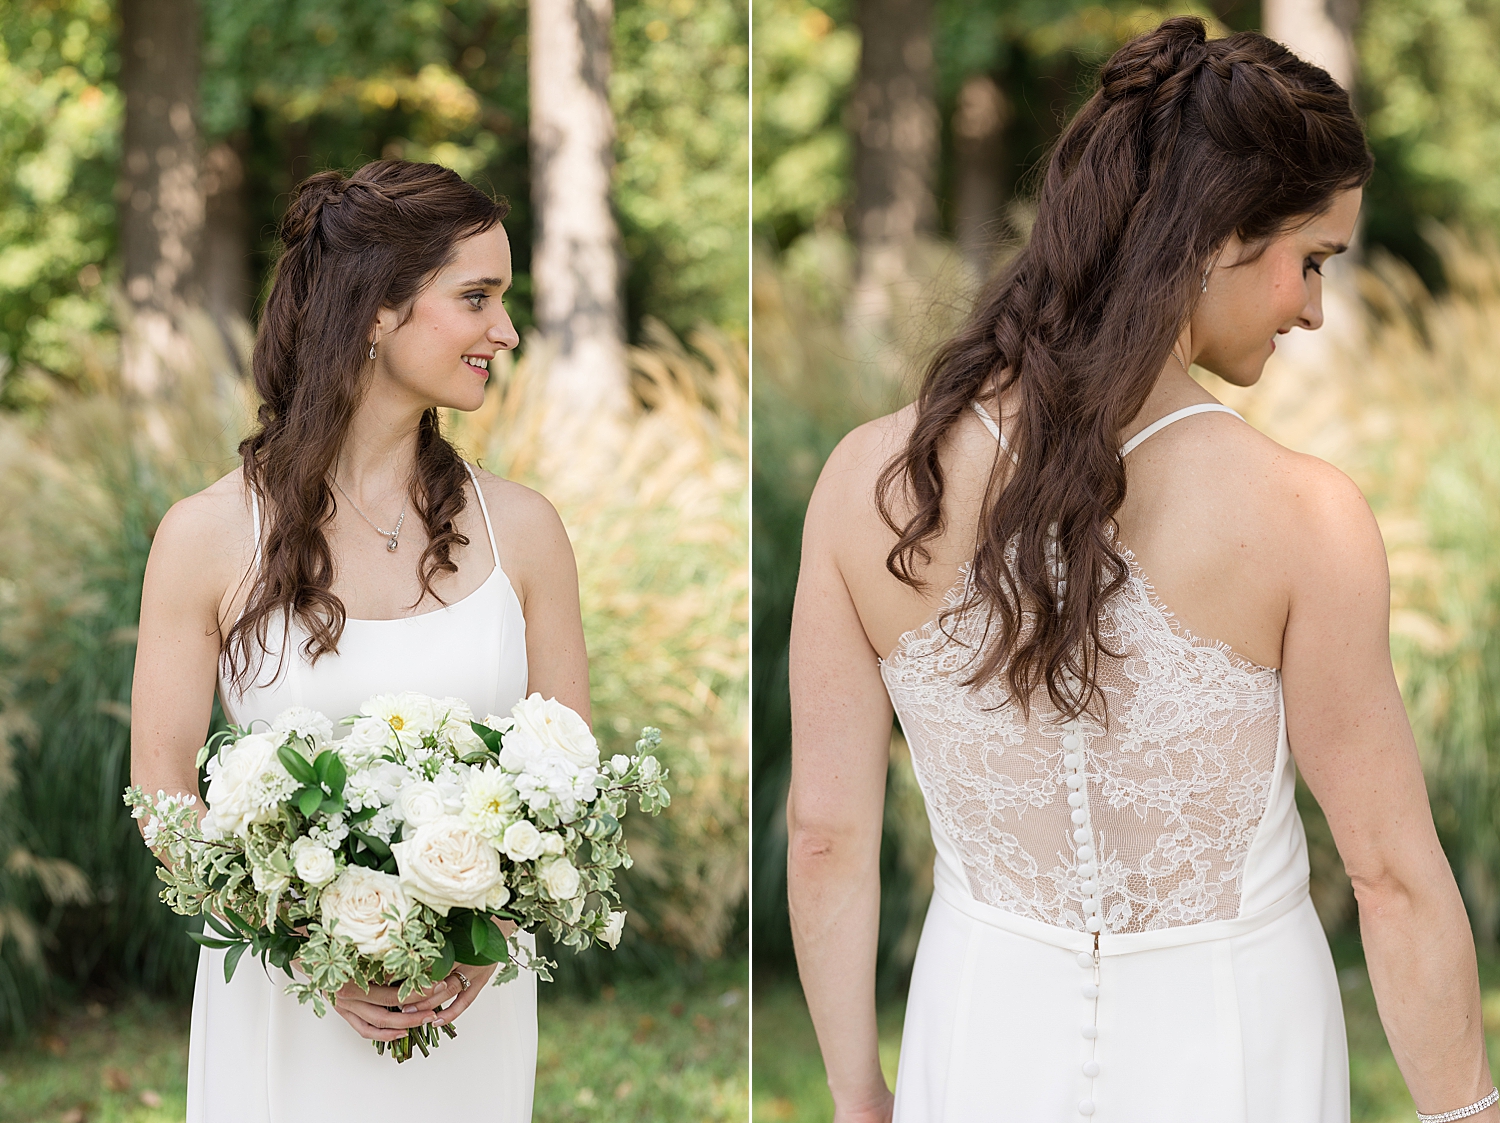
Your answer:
[847,0,939,324]
[119,0,204,400]
[529,0,630,447]
[951,73,1008,280]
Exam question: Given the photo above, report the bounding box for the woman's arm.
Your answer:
[483,475,590,721]
[1281,460,1497,1120]
[787,439,899,1123]
[130,488,242,821]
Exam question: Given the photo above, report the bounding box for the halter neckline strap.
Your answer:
[971,400,1244,460]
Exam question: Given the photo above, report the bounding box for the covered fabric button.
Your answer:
[1078,861,1096,877]
[1081,983,1099,999]
[1085,916,1102,932]
[1077,846,1094,862]
[1081,879,1097,894]
[1066,773,1084,789]
[1083,1061,1100,1077]
[1082,899,1098,915]
[1064,754,1080,770]
[1079,1100,1095,1116]
[1071,809,1089,825]
[1076,951,1094,968]
[1074,828,1091,844]
[1063,734,1082,750]
[1081,1026,1098,1039]
[1068,791,1085,808]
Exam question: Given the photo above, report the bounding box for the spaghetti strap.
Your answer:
[1118,403,1243,458]
[971,402,1019,465]
[463,461,500,568]
[249,485,262,572]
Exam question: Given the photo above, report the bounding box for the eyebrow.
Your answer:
[1314,242,1349,255]
[454,277,509,289]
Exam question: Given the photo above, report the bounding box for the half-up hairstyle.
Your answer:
[876,17,1372,719]
[224,159,509,690]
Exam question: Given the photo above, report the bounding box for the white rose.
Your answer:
[485,876,511,910]
[202,732,298,839]
[537,857,581,902]
[500,819,543,862]
[270,706,335,747]
[340,717,395,768]
[538,832,566,857]
[504,693,599,771]
[320,867,411,956]
[391,816,503,915]
[600,910,626,949]
[396,781,447,829]
[291,838,337,886]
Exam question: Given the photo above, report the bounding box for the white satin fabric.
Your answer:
[881,406,1349,1121]
[187,463,537,1122]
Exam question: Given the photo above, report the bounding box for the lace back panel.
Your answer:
[880,557,1282,935]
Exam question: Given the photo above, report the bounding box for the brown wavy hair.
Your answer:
[876,18,1372,719]
[224,160,509,690]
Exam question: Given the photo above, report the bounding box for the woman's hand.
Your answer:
[330,964,498,1043]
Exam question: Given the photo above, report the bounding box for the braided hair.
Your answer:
[225,160,510,690]
[875,17,1372,719]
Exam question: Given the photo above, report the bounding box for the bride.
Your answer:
[129,160,585,1120]
[788,18,1497,1123]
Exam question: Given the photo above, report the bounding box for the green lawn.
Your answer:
[0,959,748,1123]
[753,946,1500,1123]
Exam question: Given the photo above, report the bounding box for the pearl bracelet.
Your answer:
[1417,1087,1499,1123]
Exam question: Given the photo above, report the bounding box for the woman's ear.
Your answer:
[370,306,402,344]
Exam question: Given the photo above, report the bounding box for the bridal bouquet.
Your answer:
[124,692,669,1062]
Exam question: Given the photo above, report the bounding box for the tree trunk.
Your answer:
[119,0,203,400]
[1262,0,1358,90]
[201,135,253,373]
[528,0,629,461]
[952,74,1009,282]
[846,0,938,341]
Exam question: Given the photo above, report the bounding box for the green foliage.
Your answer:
[0,0,119,408]
[613,0,750,336]
[1359,0,1500,287]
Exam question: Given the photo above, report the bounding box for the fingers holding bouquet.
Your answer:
[125,691,671,1063]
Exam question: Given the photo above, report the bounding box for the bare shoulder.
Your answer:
[810,405,917,516]
[145,466,255,616]
[470,465,569,546]
[1266,444,1386,577]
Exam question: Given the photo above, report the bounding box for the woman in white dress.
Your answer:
[787,19,1497,1123]
[130,160,587,1121]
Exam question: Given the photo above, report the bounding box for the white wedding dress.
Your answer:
[880,405,1347,1122]
[187,463,537,1122]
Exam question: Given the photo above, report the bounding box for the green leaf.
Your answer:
[188,932,238,950]
[223,941,250,983]
[431,934,456,983]
[319,795,346,817]
[323,754,346,796]
[347,805,379,825]
[483,921,510,963]
[204,913,238,940]
[297,786,323,818]
[470,913,490,958]
[349,829,391,860]
[278,744,317,785]
[469,720,502,753]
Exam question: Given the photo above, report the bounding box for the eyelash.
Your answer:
[465,292,498,309]
[1304,258,1325,277]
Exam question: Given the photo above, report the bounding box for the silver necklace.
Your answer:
[330,476,407,552]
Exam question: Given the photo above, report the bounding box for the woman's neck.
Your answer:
[333,392,425,503]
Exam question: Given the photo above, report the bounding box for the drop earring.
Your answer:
[1201,266,1210,294]
[368,340,377,360]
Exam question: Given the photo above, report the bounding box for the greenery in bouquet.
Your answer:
[124,692,669,1061]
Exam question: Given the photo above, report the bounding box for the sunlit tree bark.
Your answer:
[952,73,1009,283]
[529,0,629,451]
[119,0,203,400]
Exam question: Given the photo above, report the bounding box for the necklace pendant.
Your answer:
[387,535,399,552]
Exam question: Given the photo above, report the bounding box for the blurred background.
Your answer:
[751,1,1500,1120]
[0,0,747,1120]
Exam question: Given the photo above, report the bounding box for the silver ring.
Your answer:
[454,970,470,993]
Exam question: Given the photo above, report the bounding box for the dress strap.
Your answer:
[970,402,1018,465]
[463,461,499,566]
[1118,403,1243,458]
[249,484,263,572]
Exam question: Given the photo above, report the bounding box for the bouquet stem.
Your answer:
[375,1021,459,1062]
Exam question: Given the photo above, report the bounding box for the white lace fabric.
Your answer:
[882,552,1282,934]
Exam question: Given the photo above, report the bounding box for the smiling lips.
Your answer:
[463,355,492,373]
